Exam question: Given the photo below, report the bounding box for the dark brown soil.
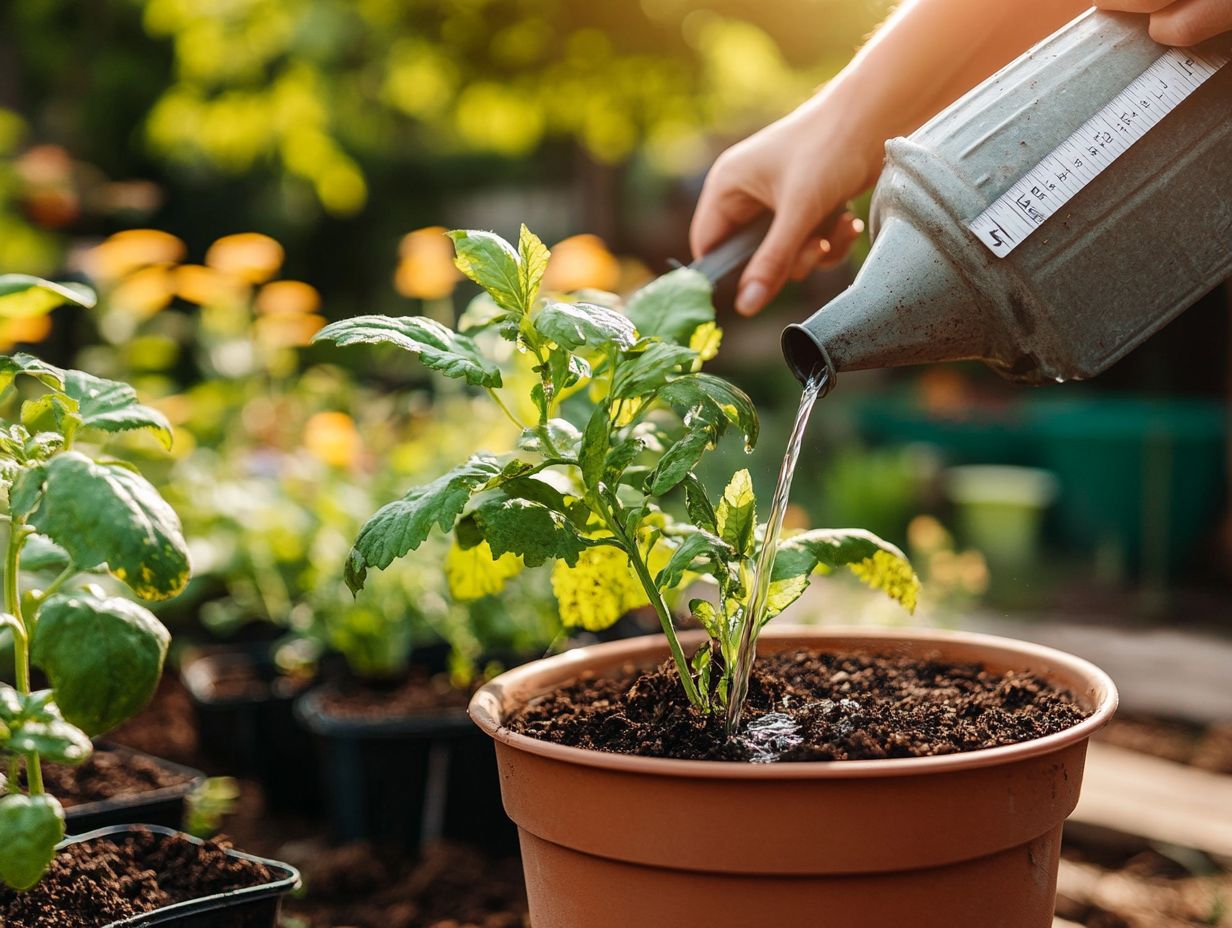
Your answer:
[108,675,206,770]
[509,647,1089,762]
[38,749,195,808]
[195,657,312,702]
[316,673,470,721]
[0,828,273,928]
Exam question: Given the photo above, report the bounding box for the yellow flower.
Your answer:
[109,265,176,317]
[175,264,246,306]
[303,411,363,469]
[394,226,461,300]
[254,312,325,348]
[255,280,320,315]
[542,234,620,293]
[206,232,284,283]
[86,229,185,283]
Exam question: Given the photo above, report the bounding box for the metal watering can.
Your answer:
[697,10,1232,386]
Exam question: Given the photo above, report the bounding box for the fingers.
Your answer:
[788,213,865,282]
[1093,0,1174,12]
[735,206,820,315]
[1147,0,1232,44]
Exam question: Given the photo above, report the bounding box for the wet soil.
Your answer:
[509,647,1089,761]
[39,749,195,807]
[315,673,470,721]
[0,828,273,928]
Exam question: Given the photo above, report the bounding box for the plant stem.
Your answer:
[36,563,75,605]
[485,388,527,431]
[4,519,43,794]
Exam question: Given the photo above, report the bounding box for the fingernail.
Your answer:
[736,281,767,316]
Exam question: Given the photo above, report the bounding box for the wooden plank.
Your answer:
[1072,741,1232,857]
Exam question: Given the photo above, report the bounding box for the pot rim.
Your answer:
[469,625,1118,780]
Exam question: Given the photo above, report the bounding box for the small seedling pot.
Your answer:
[64,745,205,835]
[181,648,319,814]
[59,824,300,927]
[294,687,515,852]
[470,626,1118,928]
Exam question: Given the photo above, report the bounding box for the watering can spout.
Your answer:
[782,217,982,384]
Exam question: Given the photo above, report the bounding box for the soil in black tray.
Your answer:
[315,672,470,720]
[0,828,272,928]
[37,749,194,807]
[508,647,1089,761]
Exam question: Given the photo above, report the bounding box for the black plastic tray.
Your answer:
[60,824,300,927]
[181,649,320,814]
[294,686,515,851]
[64,745,205,835]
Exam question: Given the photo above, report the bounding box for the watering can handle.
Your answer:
[687,207,849,285]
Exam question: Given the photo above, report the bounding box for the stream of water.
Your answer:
[724,366,830,737]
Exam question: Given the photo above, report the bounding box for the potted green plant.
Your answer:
[319,228,1117,926]
[0,276,299,925]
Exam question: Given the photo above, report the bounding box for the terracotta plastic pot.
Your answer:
[469,626,1118,928]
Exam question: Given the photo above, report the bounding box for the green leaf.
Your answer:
[683,475,718,534]
[716,469,757,557]
[517,224,550,308]
[0,353,65,393]
[32,591,170,735]
[656,529,734,590]
[689,598,723,639]
[0,274,95,320]
[0,794,64,891]
[0,686,92,764]
[346,454,504,592]
[611,342,697,399]
[314,315,502,388]
[474,497,589,568]
[771,529,920,615]
[517,418,582,457]
[16,535,69,573]
[28,451,190,600]
[8,464,45,517]
[62,369,173,449]
[661,373,759,451]
[644,424,716,496]
[604,434,644,484]
[448,230,524,314]
[534,300,636,353]
[624,267,715,345]
[579,405,610,490]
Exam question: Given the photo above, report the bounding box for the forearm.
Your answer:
[799,0,1093,189]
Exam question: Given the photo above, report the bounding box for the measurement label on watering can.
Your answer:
[969,46,1230,257]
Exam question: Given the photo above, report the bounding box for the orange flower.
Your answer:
[206,233,285,284]
[0,314,53,351]
[394,226,460,300]
[543,234,620,293]
[86,229,185,283]
[108,265,176,317]
[255,280,320,315]
[254,312,326,348]
[175,264,246,306]
[304,411,362,469]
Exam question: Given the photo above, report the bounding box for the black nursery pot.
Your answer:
[294,687,516,853]
[181,649,319,814]
[61,824,300,928]
[64,745,205,835]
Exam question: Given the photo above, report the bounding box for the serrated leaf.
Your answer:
[624,267,715,345]
[346,454,504,591]
[655,529,734,590]
[8,464,45,517]
[474,497,588,568]
[32,590,170,735]
[517,418,582,457]
[0,794,64,891]
[445,539,523,601]
[579,404,609,490]
[689,598,722,639]
[518,225,550,309]
[644,424,716,496]
[314,315,502,388]
[0,353,65,393]
[604,434,644,484]
[716,469,757,557]
[683,475,718,534]
[448,230,524,313]
[551,541,647,631]
[611,342,697,399]
[661,373,759,451]
[28,452,189,600]
[0,685,92,764]
[771,529,920,614]
[534,300,636,353]
[0,274,95,320]
[62,369,173,449]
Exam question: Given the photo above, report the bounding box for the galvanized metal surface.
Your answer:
[783,10,1232,385]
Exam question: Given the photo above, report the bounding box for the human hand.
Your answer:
[689,107,876,316]
[1094,0,1232,45]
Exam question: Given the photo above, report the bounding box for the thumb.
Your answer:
[735,208,816,316]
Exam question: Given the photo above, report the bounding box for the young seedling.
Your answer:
[316,227,918,718]
[0,277,190,891]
